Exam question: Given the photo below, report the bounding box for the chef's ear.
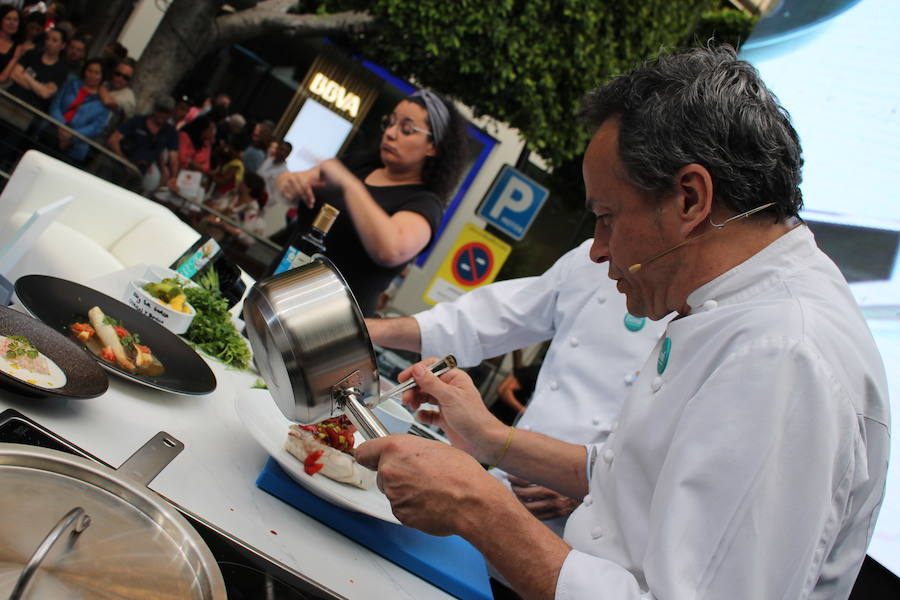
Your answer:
[671,163,713,237]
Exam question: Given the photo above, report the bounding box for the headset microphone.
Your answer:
[627,202,777,274]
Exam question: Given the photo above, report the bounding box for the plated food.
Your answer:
[0,305,107,399]
[69,306,164,377]
[0,334,66,389]
[285,420,368,490]
[235,388,393,523]
[15,275,216,396]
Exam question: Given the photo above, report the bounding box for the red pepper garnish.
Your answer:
[134,344,151,355]
[303,449,324,475]
[114,326,128,338]
[304,462,324,475]
[100,346,116,362]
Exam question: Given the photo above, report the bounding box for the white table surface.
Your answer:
[2,268,456,600]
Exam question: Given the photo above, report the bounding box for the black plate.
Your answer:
[15,275,216,395]
[0,305,108,399]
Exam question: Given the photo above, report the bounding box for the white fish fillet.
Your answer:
[87,306,135,372]
[285,425,369,489]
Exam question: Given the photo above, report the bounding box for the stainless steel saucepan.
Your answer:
[0,433,226,599]
[243,256,455,439]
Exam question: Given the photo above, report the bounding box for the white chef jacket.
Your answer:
[558,225,890,600]
[415,240,667,534]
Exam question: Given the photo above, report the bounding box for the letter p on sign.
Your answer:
[477,165,549,240]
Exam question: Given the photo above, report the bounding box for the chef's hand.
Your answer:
[496,374,526,414]
[354,434,512,536]
[397,359,507,460]
[507,474,580,521]
[277,168,324,209]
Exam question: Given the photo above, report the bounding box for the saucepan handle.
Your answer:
[338,388,390,439]
[9,507,91,600]
[377,354,457,402]
[117,431,185,486]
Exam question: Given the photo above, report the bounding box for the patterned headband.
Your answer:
[411,89,449,145]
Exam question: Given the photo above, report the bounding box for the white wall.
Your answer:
[118,0,170,60]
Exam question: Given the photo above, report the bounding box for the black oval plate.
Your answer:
[15,275,216,395]
[0,305,108,399]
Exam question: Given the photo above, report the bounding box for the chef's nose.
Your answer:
[590,223,609,264]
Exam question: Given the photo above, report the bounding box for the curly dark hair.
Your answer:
[406,91,469,205]
[581,45,803,221]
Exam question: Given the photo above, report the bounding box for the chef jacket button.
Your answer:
[583,494,593,506]
[569,337,579,348]
[602,447,614,464]
[702,299,718,311]
[623,371,638,386]
[521,424,532,432]
[549,380,559,391]
[650,376,663,392]
[592,416,601,426]
[591,526,604,539]
[596,294,607,304]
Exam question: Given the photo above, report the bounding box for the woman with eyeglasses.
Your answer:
[277,89,468,316]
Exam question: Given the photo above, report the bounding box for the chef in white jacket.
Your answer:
[366,240,667,533]
[356,46,890,600]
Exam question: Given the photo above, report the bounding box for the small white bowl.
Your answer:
[143,266,197,289]
[124,279,196,334]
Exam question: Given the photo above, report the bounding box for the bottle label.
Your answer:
[273,246,313,275]
[173,238,221,279]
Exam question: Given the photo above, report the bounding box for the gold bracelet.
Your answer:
[488,426,515,471]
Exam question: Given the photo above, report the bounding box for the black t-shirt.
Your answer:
[0,42,17,74]
[9,49,68,112]
[292,169,442,317]
[117,114,179,173]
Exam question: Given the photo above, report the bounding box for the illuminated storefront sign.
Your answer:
[307,72,361,118]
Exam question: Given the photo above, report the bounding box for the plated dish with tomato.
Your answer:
[15,275,216,395]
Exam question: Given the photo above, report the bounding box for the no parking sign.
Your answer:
[424,224,511,305]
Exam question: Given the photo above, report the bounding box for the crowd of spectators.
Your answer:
[0,0,296,255]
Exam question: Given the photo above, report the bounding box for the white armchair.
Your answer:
[0,151,200,285]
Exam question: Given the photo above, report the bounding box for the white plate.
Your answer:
[235,387,400,524]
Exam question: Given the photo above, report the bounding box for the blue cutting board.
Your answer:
[256,457,493,600]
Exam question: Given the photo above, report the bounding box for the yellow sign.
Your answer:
[423,223,511,306]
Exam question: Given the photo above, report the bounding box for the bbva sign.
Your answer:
[308,73,361,118]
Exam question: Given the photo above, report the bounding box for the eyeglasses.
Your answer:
[114,71,132,82]
[381,114,431,137]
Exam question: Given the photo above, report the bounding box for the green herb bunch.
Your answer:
[183,269,251,370]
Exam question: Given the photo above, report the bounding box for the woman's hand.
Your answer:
[277,167,324,210]
[398,359,507,461]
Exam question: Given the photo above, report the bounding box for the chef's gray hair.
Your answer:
[411,89,449,146]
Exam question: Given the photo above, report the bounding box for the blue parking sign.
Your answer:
[477,165,549,240]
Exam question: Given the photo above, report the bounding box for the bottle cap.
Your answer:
[313,203,340,233]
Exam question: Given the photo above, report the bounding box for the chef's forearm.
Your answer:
[365,316,422,353]
[482,427,589,501]
[458,490,571,600]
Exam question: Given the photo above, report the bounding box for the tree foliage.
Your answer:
[138,1,756,166]
[313,0,724,166]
